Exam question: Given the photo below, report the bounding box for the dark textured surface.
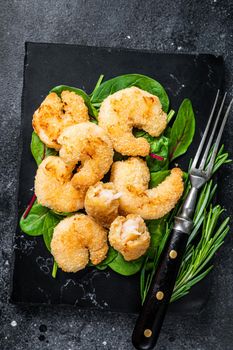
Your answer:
[0,1,233,349]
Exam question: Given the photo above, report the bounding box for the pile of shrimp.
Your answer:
[32,87,184,272]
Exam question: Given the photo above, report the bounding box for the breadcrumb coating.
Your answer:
[84,182,121,228]
[51,214,108,272]
[35,156,87,212]
[111,157,184,220]
[109,214,150,261]
[32,91,89,150]
[98,87,167,156]
[58,122,114,188]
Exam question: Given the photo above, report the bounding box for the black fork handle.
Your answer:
[132,228,189,350]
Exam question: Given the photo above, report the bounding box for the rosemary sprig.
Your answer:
[171,205,229,302]
[141,146,231,303]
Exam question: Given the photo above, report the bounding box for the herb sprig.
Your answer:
[140,146,231,303]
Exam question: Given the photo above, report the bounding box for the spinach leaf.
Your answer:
[31,132,44,165]
[150,170,170,188]
[91,74,169,112]
[108,253,144,276]
[95,247,118,270]
[20,202,61,250]
[147,135,169,172]
[50,85,98,119]
[134,130,169,172]
[169,99,195,161]
[31,131,57,165]
[146,218,167,259]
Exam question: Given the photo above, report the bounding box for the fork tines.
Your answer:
[191,90,233,177]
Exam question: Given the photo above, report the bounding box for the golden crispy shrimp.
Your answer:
[51,214,109,272]
[109,214,150,261]
[35,156,87,212]
[58,122,114,188]
[98,87,167,156]
[84,182,121,228]
[32,91,89,150]
[111,157,184,220]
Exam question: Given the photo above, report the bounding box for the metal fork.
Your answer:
[132,91,233,350]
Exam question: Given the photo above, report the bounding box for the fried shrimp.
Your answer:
[32,91,89,150]
[35,156,87,212]
[51,214,109,272]
[98,87,167,156]
[84,182,121,228]
[58,122,114,188]
[109,214,150,261]
[111,157,184,220]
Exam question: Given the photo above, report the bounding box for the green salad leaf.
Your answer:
[145,218,167,259]
[95,247,118,270]
[147,135,169,172]
[31,132,57,165]
[150,170,170,188]
[134,130,170,172]
[50,85,98,119]
[169,99,195,161]
[108,253,144,276]
[20,202,61,250]
[91,74,169,112]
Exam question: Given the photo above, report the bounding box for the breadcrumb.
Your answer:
[51,214,108,272]
[35,156,87,212]
[33,91,89,150]
[84,182,121,228]
[58,122,114,188]
[98,87,167,156]
[111,157,184,219]
[109,214,150,261]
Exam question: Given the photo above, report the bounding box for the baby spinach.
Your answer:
[91,74,169,112]
[50,85,98,119]
[95,247,118,270]
[31,131,57,165]
[108,253,144,276]
[169,99,195,161]
[20,202,61,250]
[134,130,169,172]
[150,170,170,188]
[146,218,167,259]
[147,135,169,172]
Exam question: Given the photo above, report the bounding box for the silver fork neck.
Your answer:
[173,175,206,234]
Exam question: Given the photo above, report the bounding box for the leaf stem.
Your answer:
[167,109,175,123]
[52,261,58,278]
[22,193,37,219]
[90,74,104,100]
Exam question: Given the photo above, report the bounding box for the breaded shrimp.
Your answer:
[110,157,184,220]
[58,122,114,188]
[109,214,150,261]
[84,182,121,228]
[32,91,89,150]
[35,156,87,212]
[51,214,109,272]
[98,87,167,156]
